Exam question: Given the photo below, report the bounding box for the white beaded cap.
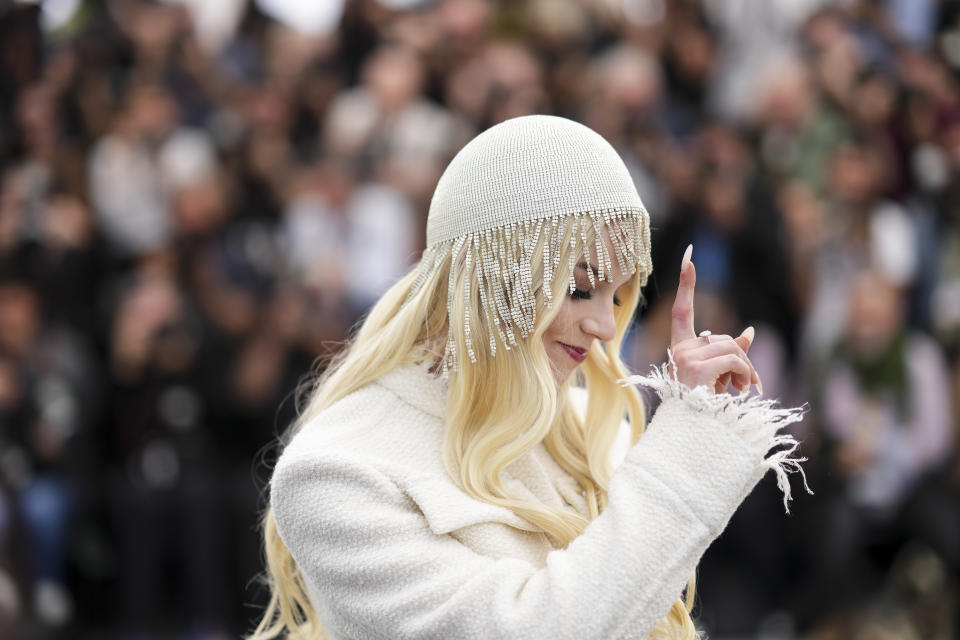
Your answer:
[409,115,652,373]
[427,115,645,245]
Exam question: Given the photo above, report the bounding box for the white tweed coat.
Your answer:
[271,361,805,640]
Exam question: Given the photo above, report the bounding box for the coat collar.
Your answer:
[376,360,591,521]
[376,360,449,420]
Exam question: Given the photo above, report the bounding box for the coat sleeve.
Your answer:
[271,370,807,640]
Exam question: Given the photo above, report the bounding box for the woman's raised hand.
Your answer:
[669,245,762,395]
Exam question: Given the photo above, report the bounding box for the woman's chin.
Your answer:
[547,357,576,385]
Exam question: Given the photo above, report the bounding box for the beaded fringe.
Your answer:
[407,208,651,374]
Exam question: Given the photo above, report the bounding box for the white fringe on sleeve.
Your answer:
[621,355,813,513]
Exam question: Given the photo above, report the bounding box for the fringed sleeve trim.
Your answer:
[621,355,813,513]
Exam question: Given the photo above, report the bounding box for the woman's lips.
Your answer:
[560,343,587,363]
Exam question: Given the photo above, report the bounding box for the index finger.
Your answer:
[671,244,696,347]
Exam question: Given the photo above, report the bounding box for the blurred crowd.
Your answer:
[0,0,959,638]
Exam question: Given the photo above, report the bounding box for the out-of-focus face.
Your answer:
[829,145,877,206]
[0,284,40,356]
[365,47,423,110]
[542,229,634,384]
[846,270,903,357]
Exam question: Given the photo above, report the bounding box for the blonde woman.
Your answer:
[250,115,807,639]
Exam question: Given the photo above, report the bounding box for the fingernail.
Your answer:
[681,244,693,274]
[756,379,764,396]
[741,325,755,344]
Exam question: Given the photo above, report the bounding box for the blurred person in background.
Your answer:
[87,82,178,260]
[799,138,920,367]
[803,268,954,630]
[324,43,465,202]
[0,278,101,632]
[104,255,231,638]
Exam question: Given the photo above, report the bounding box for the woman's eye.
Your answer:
[571,288,621,306]
[571,288,592,300]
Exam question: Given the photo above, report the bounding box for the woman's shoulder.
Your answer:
[270,363,490,546]
[276,362,449,479]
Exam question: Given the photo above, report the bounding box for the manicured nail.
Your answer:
[756,379,764,396]
[741,325,755,345]
[681,244,693,274]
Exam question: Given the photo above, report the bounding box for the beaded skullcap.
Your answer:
[408,115,652,373]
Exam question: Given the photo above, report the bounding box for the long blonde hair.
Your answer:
[249,220,699,639]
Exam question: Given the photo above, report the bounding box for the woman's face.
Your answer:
[542,230,634,384]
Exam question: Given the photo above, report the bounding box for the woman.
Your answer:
[250,115,807,639]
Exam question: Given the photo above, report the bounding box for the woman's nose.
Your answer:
[582,302,617,343]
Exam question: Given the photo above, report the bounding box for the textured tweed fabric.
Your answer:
[271,362,806,640]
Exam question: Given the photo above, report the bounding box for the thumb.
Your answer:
[734,327,754,354]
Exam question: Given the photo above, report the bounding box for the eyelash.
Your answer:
[570,288,621,306]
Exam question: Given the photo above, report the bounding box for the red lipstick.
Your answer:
[561,343,587,363]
